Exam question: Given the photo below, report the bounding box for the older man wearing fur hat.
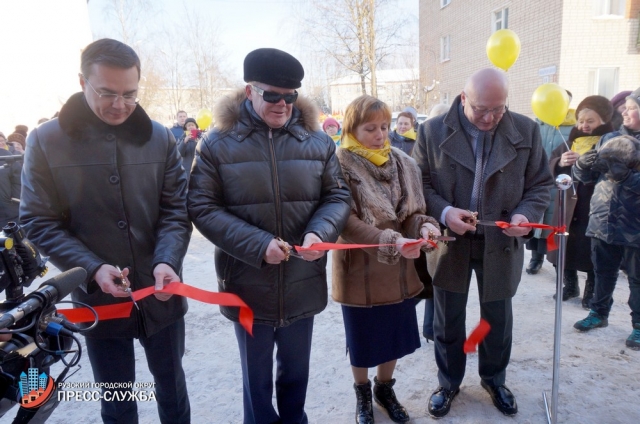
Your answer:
[188,48,351,423]
[573,88,640,350]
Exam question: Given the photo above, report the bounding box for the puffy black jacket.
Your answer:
[573,127,640,248]
[20,93,192,338]
[0,151,21,227]
[188,91,351,327]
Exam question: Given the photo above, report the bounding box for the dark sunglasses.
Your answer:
[251,85,298,104]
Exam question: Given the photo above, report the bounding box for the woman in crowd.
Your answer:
[332,95,441,424]
[388,111,416,155]
[547,95,613,307]
[525,91,575,275]
[177,117,203,181]
[322,116,341,145]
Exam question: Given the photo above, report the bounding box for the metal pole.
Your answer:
[543,174,572,424]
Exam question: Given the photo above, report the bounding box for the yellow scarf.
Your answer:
[331,134,341,145]
[571,136,600,155]
[341,133,391,166]
[399,128,417,141]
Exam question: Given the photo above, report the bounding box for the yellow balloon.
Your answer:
[486,29,521,71]
[196,108,213,130]
[531,83,570,128]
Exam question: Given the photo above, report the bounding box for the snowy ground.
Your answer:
[5,229,639,424]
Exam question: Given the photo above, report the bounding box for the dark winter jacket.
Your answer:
[188,90,351,327]
[573,127,640,248]
[389,130,416,155]
[169,123,184,141]
[20,92,192,338]
[0,150,21,227]
[546,124,613,270]
[176,132,201,181]
[412,95,553,302]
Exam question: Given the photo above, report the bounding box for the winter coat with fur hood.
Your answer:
[332,147,439,307]
[188,90,351,327]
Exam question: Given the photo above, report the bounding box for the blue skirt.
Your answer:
[341,298,421,368]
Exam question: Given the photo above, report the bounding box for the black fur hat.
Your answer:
[243,48,304,89]
[183,118,198,130]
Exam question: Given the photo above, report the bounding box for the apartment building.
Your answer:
[419,0,640,115]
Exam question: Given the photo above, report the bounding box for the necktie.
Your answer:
[470,131,485,214]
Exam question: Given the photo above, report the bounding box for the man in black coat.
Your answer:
[188,48,351,424]
[20,39,192,424]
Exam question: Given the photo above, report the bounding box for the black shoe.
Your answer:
[582,279,595,310]
[353,380,374,424]
[373,377,409,423]
[553,271,580,301]
[480,381,518,416]
[427,386,459,418]
[526,259,543,275]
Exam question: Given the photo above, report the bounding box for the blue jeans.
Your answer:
[84,318,190,424]
[234,317,314,424]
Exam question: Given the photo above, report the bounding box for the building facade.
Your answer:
[419,0,640,115]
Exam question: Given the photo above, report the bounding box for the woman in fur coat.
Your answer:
[332,95,441,424]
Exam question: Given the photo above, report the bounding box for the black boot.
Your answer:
[526,251,544,275]
[582,276,595,310]
[354,380,374,424]
[372,377,409,423]
[554,270,580,301]
[562,270,580,300]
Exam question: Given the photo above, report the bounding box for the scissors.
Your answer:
[115,266,139,310]
[276,238,305,261]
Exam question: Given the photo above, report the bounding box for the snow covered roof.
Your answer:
[330,69,419,86]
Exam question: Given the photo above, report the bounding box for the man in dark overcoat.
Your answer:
[412,68,553,418]
[20,39,192,423]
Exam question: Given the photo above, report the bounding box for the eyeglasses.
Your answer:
[81,74,140,105]
[466,99,506,117]
[251,85,298,104]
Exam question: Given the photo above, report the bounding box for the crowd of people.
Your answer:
[2,37,639,424]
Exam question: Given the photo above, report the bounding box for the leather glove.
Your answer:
[604,157,631,182]
[576,149,598,170]
[591,157,609,175]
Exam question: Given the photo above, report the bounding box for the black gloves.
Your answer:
[576,149,598,170]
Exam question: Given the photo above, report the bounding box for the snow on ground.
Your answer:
[8,229,639,424]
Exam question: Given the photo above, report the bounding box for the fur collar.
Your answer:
[213,89,321,134]
[337,147,426,227]
[58,92,153,143]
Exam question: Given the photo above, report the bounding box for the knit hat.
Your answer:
[322,117,340,132]
[611,91,632,110]
[244,48,304,89]
[14,125,28,137]
[7,132,26,149]
[183,118,198,130]
[575,95,613,123]
[402,106,418,122]
[627,87,640,108]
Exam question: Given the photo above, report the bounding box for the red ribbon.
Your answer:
[294,238,437,252]
[463,318,491,354]
[57,282,254,336]
[488,221,566,251]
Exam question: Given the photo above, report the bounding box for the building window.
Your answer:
[442,93,450,105]
[440,35,450,62]
[593,0,625,17]
[492,7,509,31]
[441,0,451,8]
[588,68,619,98]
